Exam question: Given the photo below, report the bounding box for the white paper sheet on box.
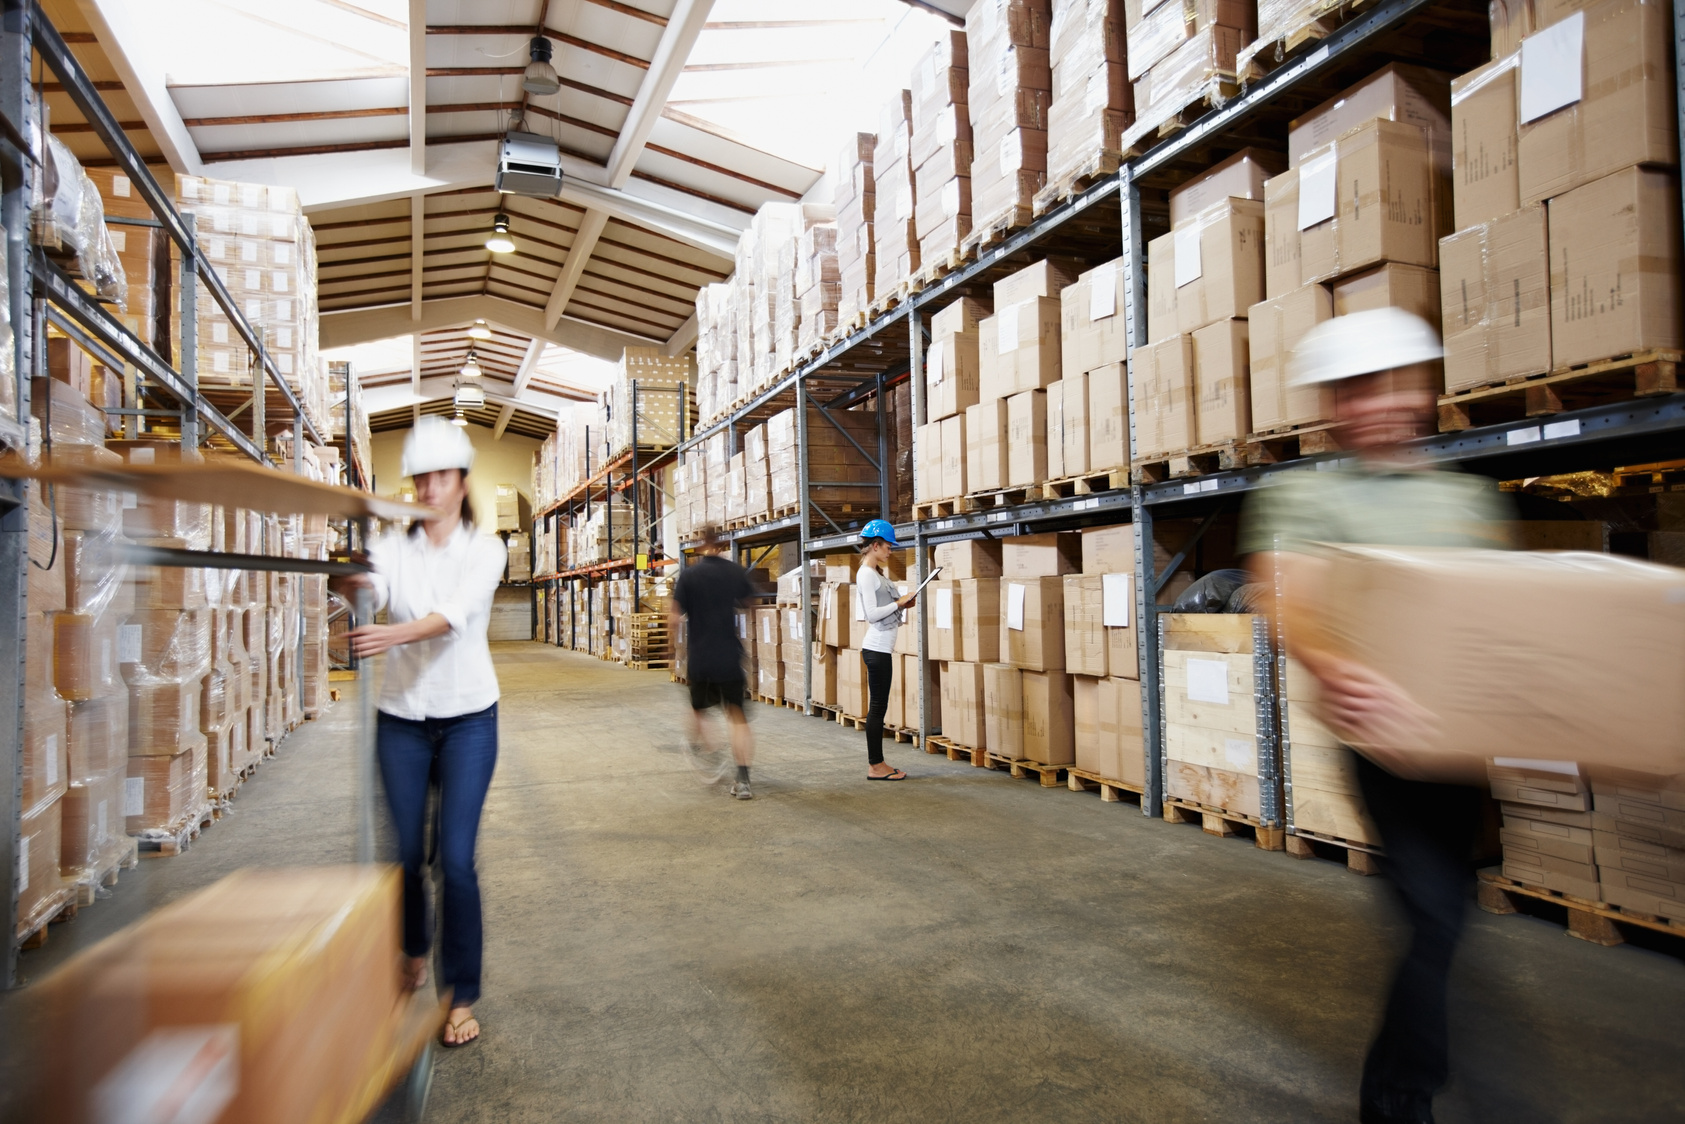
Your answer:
[1007,582,1027,631]
[1102,573,1131,627]
[1298,149,1338,230]
[1174,226,1203,288]
[1519,11,1583,124]
[935,588,954,630]
[1186,656,1230,704]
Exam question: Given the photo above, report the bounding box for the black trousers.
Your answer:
[1354,753,1484,1115]
[862,649,895,765]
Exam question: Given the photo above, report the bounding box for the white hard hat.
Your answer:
[401,415,476,477]
[1289,307,1444,386]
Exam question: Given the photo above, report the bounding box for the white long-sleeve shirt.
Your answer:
[366,523,507,720]
[855,565,902,654]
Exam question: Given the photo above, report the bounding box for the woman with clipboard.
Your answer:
[855,520,931,781]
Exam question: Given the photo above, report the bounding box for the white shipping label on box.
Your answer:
[1173,225,1203,289]
[16,834,26,892]
[937,110,957,146]
[112,174,130,197]
[108,229,126,253]
[1298,149,1338,230]
[998,303,1021,353]
[125,776,144,816]
[853,594,866,622]
[1224,737,1252,768]
[1185,657,1231,705]
[118,624,142,664]
[760,618,771,642]
[44,734,57,786]
[1007,582,1027,631]
[97,799,107,840]
[935,587,954,630]
[1520,11,1583,124]
[1000,132,1021,178]
[1089,265,1117,321]
[1102,573,1132,628]
[130,447,156,464]
[928,343,946,385]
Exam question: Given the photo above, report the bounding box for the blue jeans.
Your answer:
[377,703,499,1006]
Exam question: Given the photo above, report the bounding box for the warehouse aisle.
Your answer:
[4,643,1683,1123]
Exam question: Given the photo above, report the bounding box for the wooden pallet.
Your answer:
[1438,349,1683,431]
[867,290,903,321]
[885,724,922,747]
[1042,467,1129,500]
[628,659,671,671]
[1032,150,1126,216]
[1285,828,1383,875]
[1132,440,1248,483]
[137,802,217,858]
[1477,868,1685,946]
[1244,421,1341,465]
[1236,0,1382,82]
[959,204,1035,257]
[983,753,1069,787]
[17,886,78,950]
[908,242,971,292]
[753,693,782,707]
[965,484,1038,509]
[1124,75,1241,152]
[912,495,980,520]
[71,837,141,905]
[924,734,989,766]
[1066,766,1146,803]
[1163,797,1286,850]
[809,702,840,721]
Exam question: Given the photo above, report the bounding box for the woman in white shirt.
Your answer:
[854,520,917,780]
[339,417,507,1049]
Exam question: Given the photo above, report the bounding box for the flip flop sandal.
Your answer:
[441,1011,481,1048]
[867,768,908,781]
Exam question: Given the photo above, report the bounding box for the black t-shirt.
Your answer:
[672,556,755,682]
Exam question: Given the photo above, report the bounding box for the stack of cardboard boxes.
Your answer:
[1043,0,1131,201]
[834,133,878,329]
[911,30,972,269]
[971,259,1081,491]
[606,348,694,458]
[1491,759,1600,900]
[932,541,1002,750]
[1064,526,1144,782]
[986,534,1077,766]
[694,282,737,422]
[795,222,840,355]
[1051,258,1130,477]
[1123,0,1254,147]
[873,90,919,303]
[965,0,1054,238]
[1440,0,1680,401]
[917,297,988,503]
[1591,771,1685,919]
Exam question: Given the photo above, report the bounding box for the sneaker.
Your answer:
[729,780,754,800]
[683,742,729,785]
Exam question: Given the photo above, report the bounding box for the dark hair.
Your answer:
[861,537,886,551]
[409,469,474,537]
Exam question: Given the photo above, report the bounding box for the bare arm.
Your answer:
[348,612,451,657]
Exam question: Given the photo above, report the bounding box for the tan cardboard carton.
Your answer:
[1168,146,1286,225]
[1058,371,1089,475]
[959,578,1002,663]
[1022,669,1075,764]
[1087,362,1128,470]
[934,539,1003,578]
[940,413,968,498]
[981,297,1063,400]
[1002,532,1081,577]
[943,660,987,749]
[1000,575,1066,671]
[984,662,1024,758]
[1061,258,1129,380]
[916,421,941,503]
[1046,379,1065,479]
[1263,169,1303,299]
[1006,389,1049,486]
[994,257,1084,306]
[1439,204,1552,391]
[1547,166,1683,369]
[1081,524,1134,574]
[1131,334,1196,458]
[1102,676,1147,784]
[930,580,960,661]
[819,582,853,648]
[1332,262,1442,323]
[1593,830,1685,882]
[1450,53,1521,228]
[966,398,1010,492]
[1147,229,1179,341]
[927,331,981,420]
[1173,199,1267,335]
[1516,0,1677,206]
[932,296,991,338]
[1063,575,1109,677]
[1490,0,1536,56]
[1598,866,1685,916]
[1247,282,1335,432]
[1074,674,1106,774]
[1192,318,1251,444]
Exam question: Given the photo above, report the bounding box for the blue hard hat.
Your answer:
[860,519,899,548]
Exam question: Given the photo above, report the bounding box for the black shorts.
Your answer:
[689,677,747,713]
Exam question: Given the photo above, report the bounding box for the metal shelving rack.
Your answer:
[658,0,1685,819]
[2,1,327,987]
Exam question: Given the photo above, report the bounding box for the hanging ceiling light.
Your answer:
[455,381,486,410]
[485,212,516,254]
[523,36,560,97]
[460,348,483,380]
[450,410,469,427]
[467,318,492,341]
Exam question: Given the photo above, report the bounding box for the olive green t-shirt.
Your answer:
[1238,462,1512,556]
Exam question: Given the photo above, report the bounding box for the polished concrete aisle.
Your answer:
[4,642,1684,1123]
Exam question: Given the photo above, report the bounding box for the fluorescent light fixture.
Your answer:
[467,319,492,341]
[485,213,515,254]
[523,36,560,97]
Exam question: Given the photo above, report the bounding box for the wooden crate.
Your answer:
[1280,656,1384,856]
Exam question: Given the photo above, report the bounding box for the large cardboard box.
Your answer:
[1248,282,1335,432]
[942,660,987,748]
[1516,0,1677,207]
[959,578,1002,663]
[1439,204,1552,391]
[1451,53,1520,228]
[930,580,961,661]
[1087,362,1128,471]
[934,538,1003,579]
[1102,675,1147,784]
[1074,674,1104,773]
[1192,318,1250,444]
[1081,524,1133,574]
[927,331,981,420]
[939,413,967,499]
[1263,168,1303,299]
[819,582,853,648]
[995,258,1084,306]
[981,298,1063,400]
[811,644,838,707]
[1063,575,1108,676]
[902,653,936,728]
[1168,146,1285,225]
[1000,575,1066,671]
[1147,229,1179,341]
[1318,546,1685,778]
[965,398,1010,492]
[837,647,869,717]
[1006,389,1048,486]
[1056,371,1090,476]
[1002,532,1080,578]
[1131,334,1196,459]
[1332,262,1442,324]
[1547,166,1683,369]
[1297,120,1442,284]
[983,662,1024,758]
[1022,669,1074,765]
[1173,199,1267,335]
[1061,259,1129,380]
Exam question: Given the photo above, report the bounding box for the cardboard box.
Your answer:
[983,662,1024,758]
[811,644,838,707]
[1174,198,1266,335]
[1168,146,1286,225]
[1002,532,1080,578]
[1598,866,1685,916]
[930,580,960,661]
[1589,770,1685,812]
[981,297,1063,400]
[959,578,1002,663]
[1490,0,1536,56]
[916,421,941,503]
[1102,676,1147,784]
[994,257,1083,307]
[903,653,935,728]
[1516,0,1676,206]
[1439,204,1552,391]
[942,660,987,749]
[1332,262,1442,324]
[932,296,991,338]
[1081,524,1134,575]
[1087,362,1128,471]
[1192,318,1250,444]
[1006,389,1048,486]
[1319,546,1685,777]
[819,582,853,648]
[940,413,967,498]
[965,398,1010,492]
[837,647,869,717]
[1593,830,1685,882]
[1451,53,1521,228]
[927,331,981,420]
[1147,229,1179,341]
[1062,576,1108,677]
[1300,120,1442,285]
[1263,168,1303,299]
[1060,258,1128,380]
[1022,669,1074,764]
[1490,759,1590,810]
[1547,166,1683,369]
[1000,575,1066,671]
[934,538,1003,579]
[1247,282,1335,432]
[1053,372,1090,476]
[1131,334,1196,459]
[1074,673,1104,773]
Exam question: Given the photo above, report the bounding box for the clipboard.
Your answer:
[905,566,944,599]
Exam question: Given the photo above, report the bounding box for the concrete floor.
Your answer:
[3,642,1683,1123]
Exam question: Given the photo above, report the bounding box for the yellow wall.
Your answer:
[370,424,541,532]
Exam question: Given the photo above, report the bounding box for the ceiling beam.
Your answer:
[181,107,408,127]
[408,0,426,174]
[581,0,667,25]
[81,0,205,174]
[321,294,658,360]
[664,312,698,356]
[491,403,517,440]
[409,193,424,320]
[427,25,651,70]
[544,208,607,329]
[512,337,547,397]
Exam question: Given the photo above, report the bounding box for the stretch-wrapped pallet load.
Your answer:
[1124,0,1253,148]
[85,165,166,353]
[607,347,693,457]
[873,90,919,302]
[834,132,878,329]
[695,281,736,423]
[969,258,1079,491]
[1044,0,1131,205]
[911,30,972,269]
[966,0,1053,241]
[795,222,840,354]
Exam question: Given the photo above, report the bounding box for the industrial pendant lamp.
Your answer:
[451,409,469,427]
[460,348,483,380]
[523,36,560,96]
[485,213,516,254]
[467,318,492,340]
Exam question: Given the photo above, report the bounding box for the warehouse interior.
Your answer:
[2,0,1684,1121]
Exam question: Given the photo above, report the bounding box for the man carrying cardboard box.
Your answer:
[670,528,759,799]
[1239,308,1511,1124]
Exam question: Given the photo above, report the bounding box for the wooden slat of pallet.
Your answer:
[71,836,140,905]
[17,887,77,949]
[1437,349,1683,431]
[1163,796,1286,850]
[1066,766,1145,803]
[1477,868,1685,945]
[1032,149,1124,216]
[912,495,980,520]
[983,752,1068,787]
[925,734,989,766]
[1041,467,1130,500]
[1285,829,1382,874]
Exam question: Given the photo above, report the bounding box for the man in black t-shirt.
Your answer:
[669,530,758,799]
